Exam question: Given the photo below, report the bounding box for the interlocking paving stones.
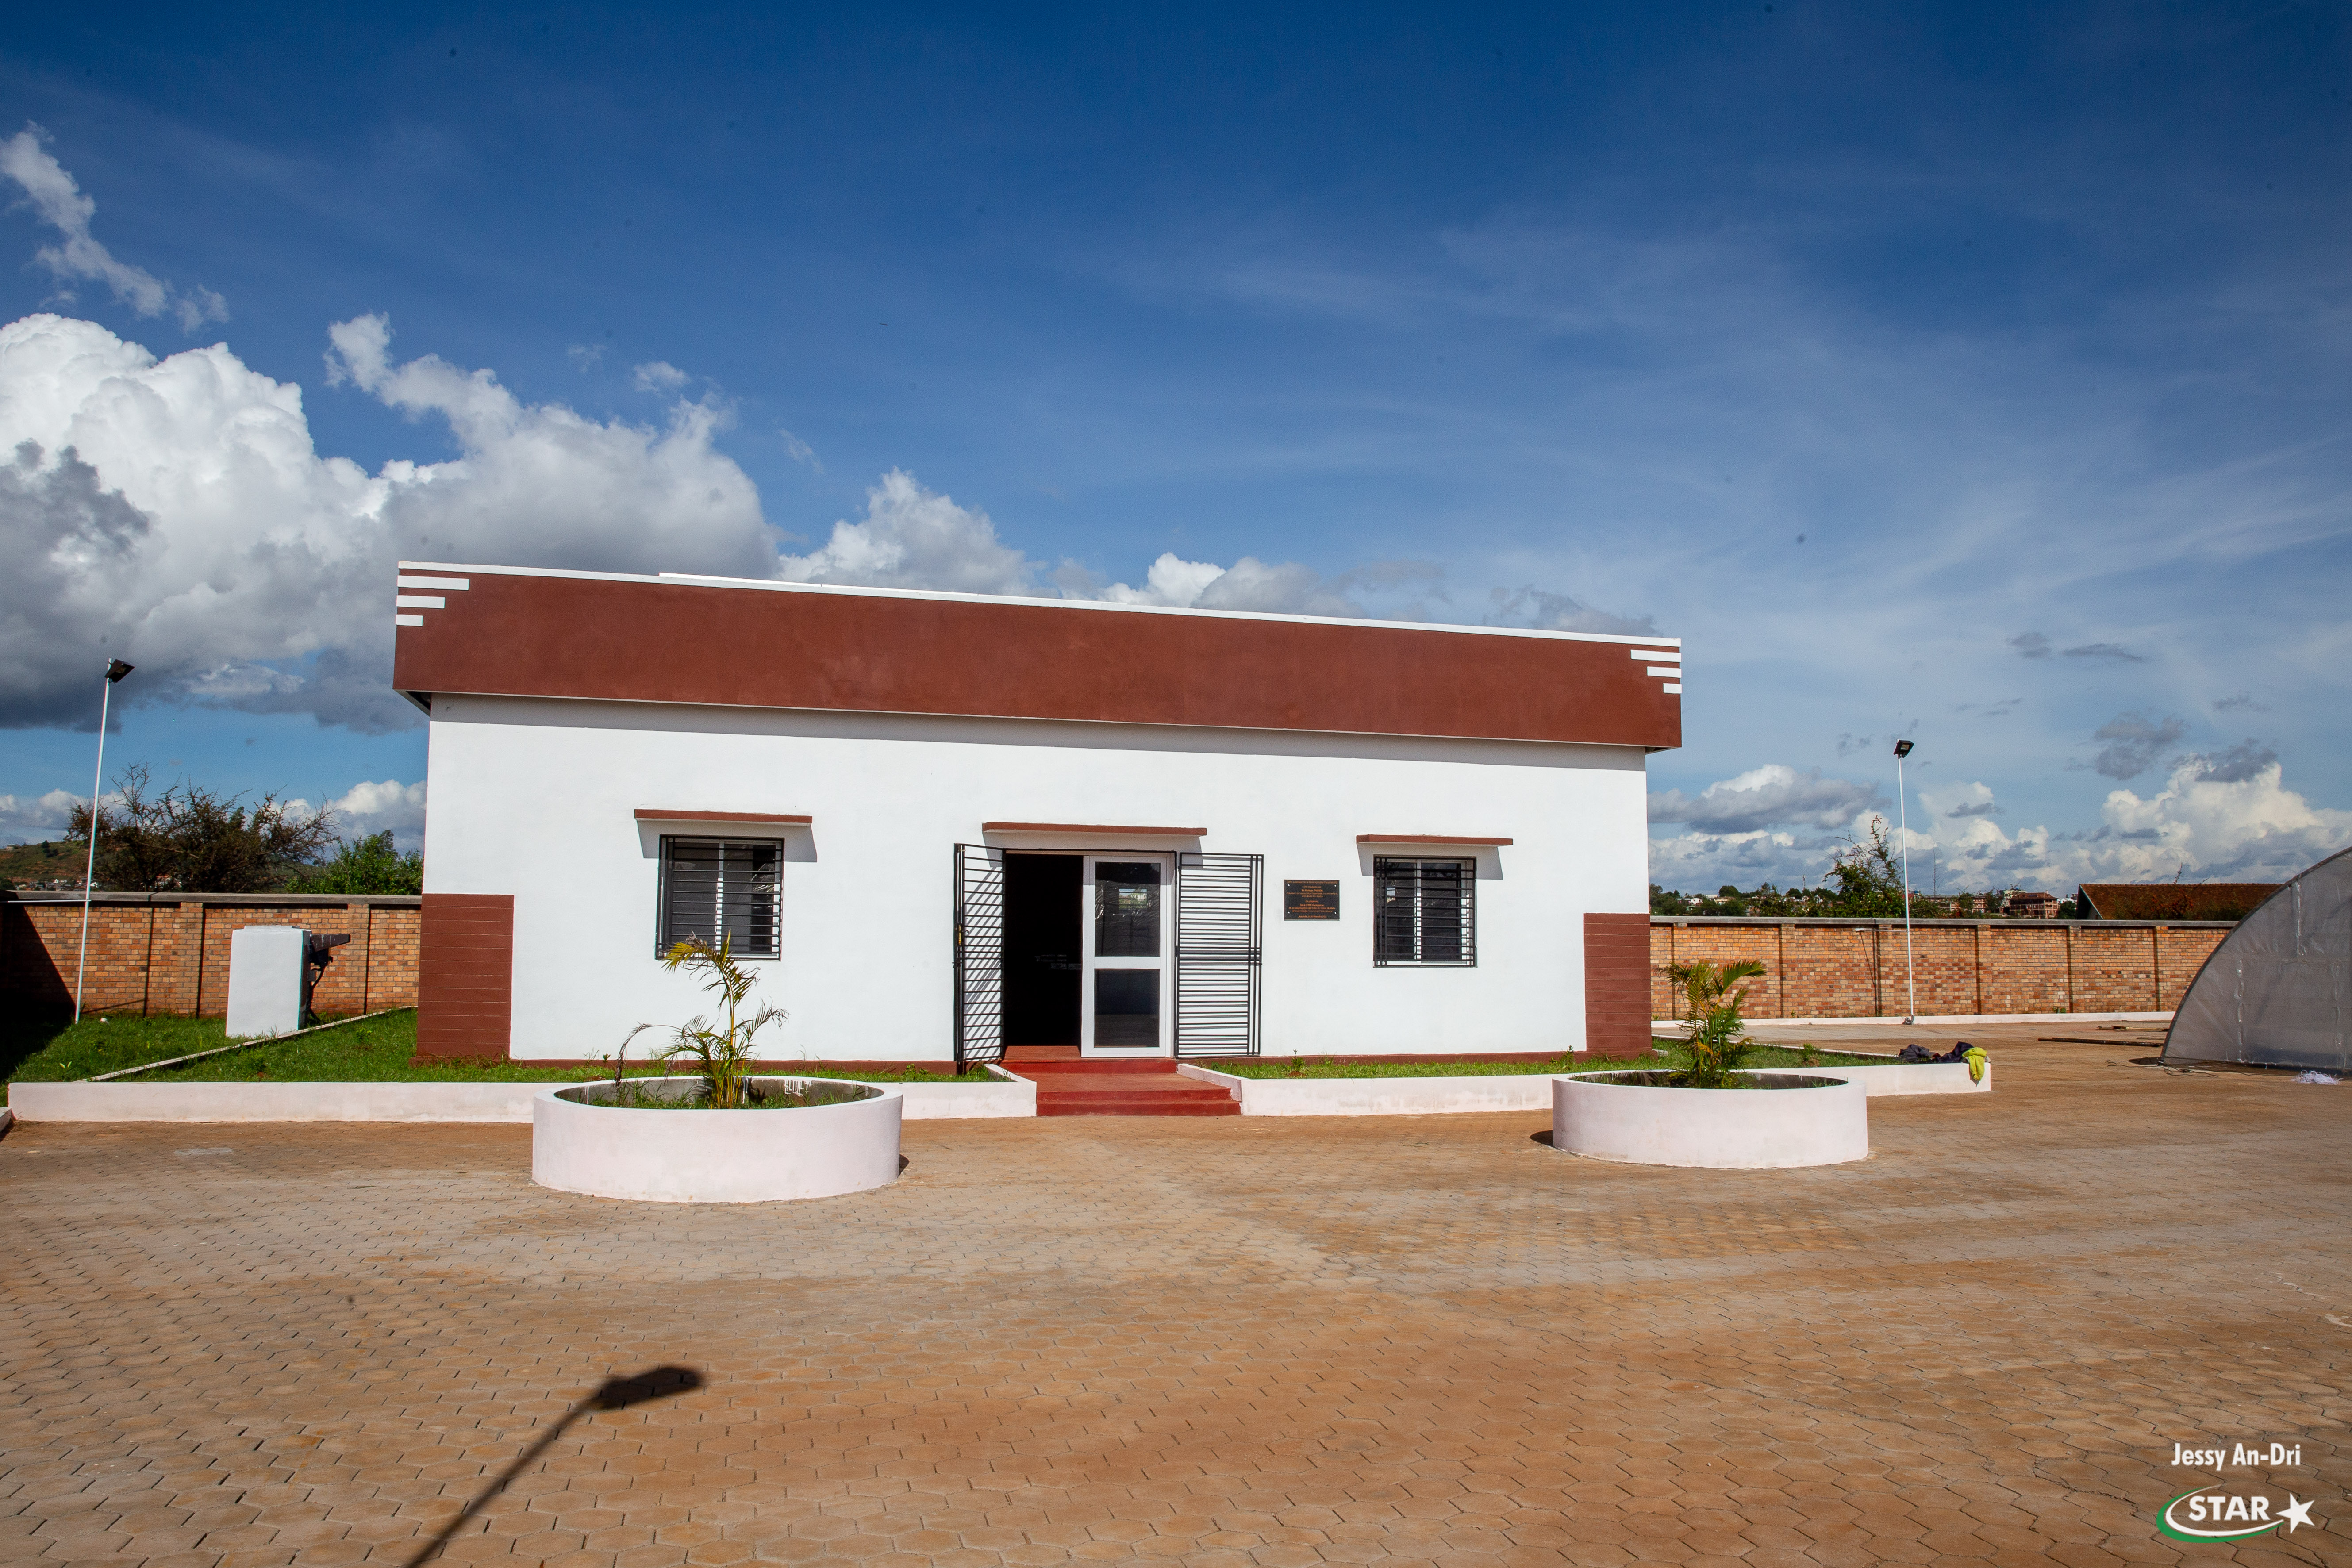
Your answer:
[2,1034,2346,1565]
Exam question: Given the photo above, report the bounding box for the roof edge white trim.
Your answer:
[394,560,1680,648]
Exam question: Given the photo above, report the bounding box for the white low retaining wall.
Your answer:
[1175,1055,1987,1115]
[1791,1060,1990,1096]
[902,1073,1035,1118]
[1177,1064,1559,1115]
[7,1080,547,1123]
[8,1072,1035,1123]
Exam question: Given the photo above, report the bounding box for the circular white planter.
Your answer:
[532,1076,904,1203]
[1550,1071,1868,1168]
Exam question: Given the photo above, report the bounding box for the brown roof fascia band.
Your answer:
[982,822,1207,836]
[1356,834,1515,845]
[636,810,813,824]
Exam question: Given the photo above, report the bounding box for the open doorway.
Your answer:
[1003,855,1080,1050]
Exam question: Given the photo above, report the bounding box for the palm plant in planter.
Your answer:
[1665,958,1765,1088]
[537,938,903,1202]
[620,936,784,1108]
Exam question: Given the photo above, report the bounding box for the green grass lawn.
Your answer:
[2,1010,999,1090]
[1196,1039,1892,1078]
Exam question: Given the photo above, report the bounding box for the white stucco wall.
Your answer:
[421,697,1651,1061]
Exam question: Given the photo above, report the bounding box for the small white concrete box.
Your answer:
[225,926,305,1039]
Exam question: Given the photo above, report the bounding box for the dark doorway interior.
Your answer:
[1003,854,1081,1047]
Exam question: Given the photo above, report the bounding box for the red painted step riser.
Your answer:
[1034,1088,1231,1099]
[1030,1084,1228,1095]
[1037,1103,1236,1113]
[1036,1099,1234,1110]
[1038,1107,1240,1117]
[1028,1090,1228,1097]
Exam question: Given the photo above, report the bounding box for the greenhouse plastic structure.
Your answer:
[2164,845,2352,1072]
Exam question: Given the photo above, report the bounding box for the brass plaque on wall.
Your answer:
[1283,880,1341,920]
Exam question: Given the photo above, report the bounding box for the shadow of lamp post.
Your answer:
[401,1364,705,1568]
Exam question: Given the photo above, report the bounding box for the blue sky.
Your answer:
[3,4,2348,890]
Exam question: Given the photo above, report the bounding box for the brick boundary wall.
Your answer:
[1649,916,2233,1020]
[1,892,423,1018]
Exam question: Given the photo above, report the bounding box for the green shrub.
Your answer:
[288,831,422,895]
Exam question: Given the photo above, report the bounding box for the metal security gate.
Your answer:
[1174,852,1263,1057]
[953,844,1007,1068]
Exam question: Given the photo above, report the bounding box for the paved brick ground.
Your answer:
[4,1038,2346,1567]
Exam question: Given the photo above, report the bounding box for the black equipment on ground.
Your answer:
[301,930,351,1026]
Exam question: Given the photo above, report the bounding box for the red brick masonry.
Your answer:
[1649,916,2233,1019]
[0,893,419,1018]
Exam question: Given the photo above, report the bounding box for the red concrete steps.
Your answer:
[1009,1059,1241,1117]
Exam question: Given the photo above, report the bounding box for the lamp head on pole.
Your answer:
[1892,738,1913,759]
[104,659,134,683]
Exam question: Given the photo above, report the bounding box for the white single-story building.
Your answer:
[393,562,1679,1065]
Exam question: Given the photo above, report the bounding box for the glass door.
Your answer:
[1081,855,1173,1055]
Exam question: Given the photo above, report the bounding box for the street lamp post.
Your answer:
[73,658,135,1024]
[1893,738,1917,1024]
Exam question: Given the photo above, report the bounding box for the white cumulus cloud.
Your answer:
[1649,764,1884,834]
[0,311,778,732]
[1919,780,2001,819]
[0,787,83,844]
[1654,756,2351,892]
[1648,826,1812,889]
[0,125,225,330]
[1062,550,1451,618]
[290,777,427,850]
[324,313,771,584]
[778,469,1038,595]
[1079,550,1358,615]
[2064,755,2352,883]
[1089,551,1230,607]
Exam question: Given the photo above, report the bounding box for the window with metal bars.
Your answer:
[658,837,781,958]
[1372,857,1475,966]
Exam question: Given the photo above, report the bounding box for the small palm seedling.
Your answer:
[618,936,786,1109]
[1665,958,1765,1089]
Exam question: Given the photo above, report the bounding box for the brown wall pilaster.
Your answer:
[415,893,514,1061]
[1582,913,1654,1060]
